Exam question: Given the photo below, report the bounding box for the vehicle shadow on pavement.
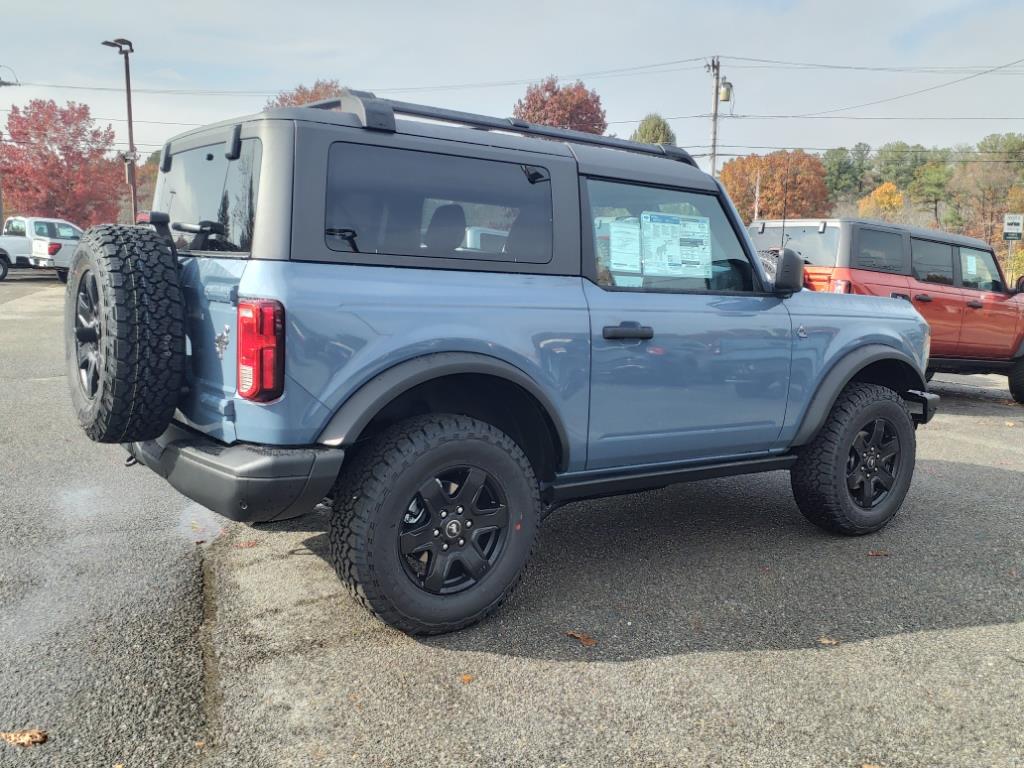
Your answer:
[274,458,1023,662]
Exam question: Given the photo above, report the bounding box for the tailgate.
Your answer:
[176,257,246,442]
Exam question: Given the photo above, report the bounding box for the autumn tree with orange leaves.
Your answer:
[858,181,905,221]
[719,151,830,223]
[0,100,121,226]
[513,77,606,135]
[266,79,346,108]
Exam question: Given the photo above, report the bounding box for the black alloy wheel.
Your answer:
[73,270,103,400]
[846,417,902,509]
[399,466,510,595]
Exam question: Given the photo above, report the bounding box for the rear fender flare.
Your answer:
[792,344,926,447]
[316,352,571,471]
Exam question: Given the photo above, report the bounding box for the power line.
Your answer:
[796,56,1024,117]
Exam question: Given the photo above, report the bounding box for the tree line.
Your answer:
[2,76,1021,280]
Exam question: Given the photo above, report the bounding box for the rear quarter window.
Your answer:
[324,143,553,264]
[854,228,907,274]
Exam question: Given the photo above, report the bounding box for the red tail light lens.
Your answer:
[237,299,285,402]
[47,242,62,256]
[831,280,851,294]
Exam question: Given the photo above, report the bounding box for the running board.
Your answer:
[544,455,797,507]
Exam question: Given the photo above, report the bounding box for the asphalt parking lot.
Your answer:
[2,273,1022,767]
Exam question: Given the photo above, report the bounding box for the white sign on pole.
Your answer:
[1003,213,1023,241]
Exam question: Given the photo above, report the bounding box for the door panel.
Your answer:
[909,238,963,356]
[585,282,792,469]
[956,247,1020,358]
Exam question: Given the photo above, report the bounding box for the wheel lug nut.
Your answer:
[440,510,447,519]
[442,543,449,551]
[458,538,465,546]
[433,529,439,536]
[457,506,464,514]
[466,520,472,528]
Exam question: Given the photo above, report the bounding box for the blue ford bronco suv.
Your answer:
[65,90,937,635]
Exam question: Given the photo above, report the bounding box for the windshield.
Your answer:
[153,138,262,253]
[749,224,840,267]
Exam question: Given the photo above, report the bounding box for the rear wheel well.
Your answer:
[354,373,563,483]
[848,359,924,395]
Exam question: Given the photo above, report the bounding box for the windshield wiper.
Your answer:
[325,227,360,252]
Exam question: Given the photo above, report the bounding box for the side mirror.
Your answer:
[774,248,804,296]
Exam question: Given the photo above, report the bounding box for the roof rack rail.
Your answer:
[305,89,698,168]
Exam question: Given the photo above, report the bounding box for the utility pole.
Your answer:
[102,39,138,222]
[707,57,721,178]
[0,66,21,223]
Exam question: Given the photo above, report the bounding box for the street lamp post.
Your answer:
[102,38,138,222]
[0,65,21,222]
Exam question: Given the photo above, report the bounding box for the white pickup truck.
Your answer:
[0,216,83,282]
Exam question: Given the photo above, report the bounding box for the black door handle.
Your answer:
[603,322,654,340]
[891,292,910,301]
[967,299,983,309]
[914,294,933,303]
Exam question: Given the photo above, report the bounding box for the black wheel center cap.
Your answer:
[444,519,463,539]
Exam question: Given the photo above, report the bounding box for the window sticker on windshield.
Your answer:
[608,220,642,273]
[640,212,712,278]
[965,253,978,276]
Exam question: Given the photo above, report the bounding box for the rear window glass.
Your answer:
[154,138,262,253]
[325,143,553,264]
[854,229,906,273]
[748,224,839,267]
[911,238,954,285]
[33,221,56,237]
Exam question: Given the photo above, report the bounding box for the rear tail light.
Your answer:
[831,280,851,294]
[237,299,285,402]
[47,242,62,256]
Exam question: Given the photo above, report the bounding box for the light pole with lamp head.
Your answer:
[102,38,138,222]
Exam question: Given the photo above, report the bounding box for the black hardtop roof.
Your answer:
[752,217,993,251]
[163,89,716,192]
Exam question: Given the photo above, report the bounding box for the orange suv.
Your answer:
[750,218,1024,403]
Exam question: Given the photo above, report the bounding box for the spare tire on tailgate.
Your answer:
[65,225,186,443]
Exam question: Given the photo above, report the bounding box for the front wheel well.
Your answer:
[848,358,924,395]
[353,373,563,483]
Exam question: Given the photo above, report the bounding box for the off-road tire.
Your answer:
[1010,359,1024,404]
[328,414,540,635]
[65,225,185,443]
[0,257,8,281]
[791,382,916,535]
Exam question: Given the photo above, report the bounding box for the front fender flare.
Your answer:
[316,352,571,470]
[791,344,926,447]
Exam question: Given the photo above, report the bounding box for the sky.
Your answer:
[3,0,1024,173]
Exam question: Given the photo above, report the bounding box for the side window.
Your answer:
[33,221,56,238]
[910,238,954,285]
[584,178,754,293]
[325,143,553,264]
[56,223,80,240]
[4,219,26,237]
[960,247,1003,292]
[854,229,906,274]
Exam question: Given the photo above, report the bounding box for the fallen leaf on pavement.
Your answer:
[817,636,841,647]
[460,674,475,684]
[861,763,883,768]
[195,740,206,748]
[1005,422,1016,427]
[867,549,890,557]
[234,540,260,549]
[566,631,597,647]
[0,729,47,747]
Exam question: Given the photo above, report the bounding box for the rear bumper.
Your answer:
[904,390,939,425]
[125,422,345,523]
